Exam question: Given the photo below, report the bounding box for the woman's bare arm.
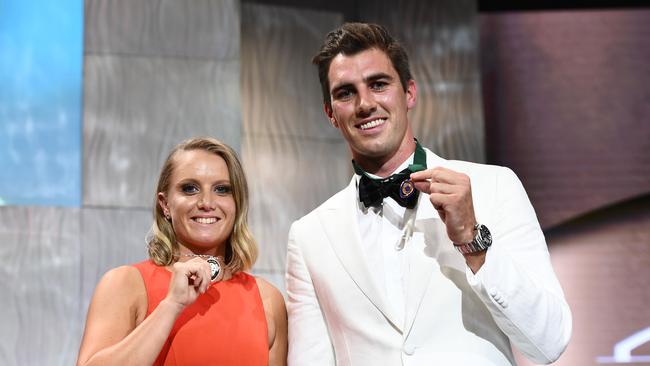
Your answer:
[256,277,288,366]
[77,259,211,366]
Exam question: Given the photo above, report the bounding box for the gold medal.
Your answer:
[399,179,415,199]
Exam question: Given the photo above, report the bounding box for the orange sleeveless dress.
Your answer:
[133,260,268,366]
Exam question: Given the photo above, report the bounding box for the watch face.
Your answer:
[478,224,492,246]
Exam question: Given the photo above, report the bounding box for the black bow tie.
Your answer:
[357,168,419,209]
[353,139,427,209]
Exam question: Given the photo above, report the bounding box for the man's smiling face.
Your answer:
[326,47,416,170]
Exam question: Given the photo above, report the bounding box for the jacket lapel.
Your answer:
[317,178,403,332]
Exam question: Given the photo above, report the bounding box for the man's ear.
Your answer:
[324,103,339,128]
[406,79,417,110]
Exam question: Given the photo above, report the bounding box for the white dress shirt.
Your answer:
[355,154,415,327]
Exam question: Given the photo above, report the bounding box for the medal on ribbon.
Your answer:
[399,179,415,199]
[207,257,221,281]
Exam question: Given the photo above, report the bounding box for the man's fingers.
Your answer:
[428,182,457,194]
[428,192,449,207]
[410,167,449,182]
[413,180,457,195]
[411,167,469,186]
[410,170,431,182]
[413,180,431,194]
[433,168,470,186]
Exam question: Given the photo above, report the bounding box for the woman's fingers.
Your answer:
[186,258,212,293]
[167,258,212,307]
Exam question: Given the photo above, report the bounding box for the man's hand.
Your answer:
[410,167,476,242]
[411,167,485,272]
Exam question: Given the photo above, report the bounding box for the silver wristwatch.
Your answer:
[454,223,492,254]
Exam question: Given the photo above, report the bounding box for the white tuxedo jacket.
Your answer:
[286,149,571,366]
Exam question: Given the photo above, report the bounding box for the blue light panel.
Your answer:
[0,0,83,206]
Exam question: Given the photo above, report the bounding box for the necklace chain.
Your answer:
[180,253,225,281]
[180,252,223,260]
[145,243,222,260]
[144,243,226,281]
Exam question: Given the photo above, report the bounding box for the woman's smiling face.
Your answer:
[158,149,236,255]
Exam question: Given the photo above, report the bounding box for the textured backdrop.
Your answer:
[1,0,487,363]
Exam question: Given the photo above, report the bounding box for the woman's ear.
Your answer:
[157,192,170,219]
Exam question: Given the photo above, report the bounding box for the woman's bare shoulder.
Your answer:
[101,265,142,284]
[77,265,149,364]
[91,265,148,322]
[254,277,284,305]
[99,266,146,296]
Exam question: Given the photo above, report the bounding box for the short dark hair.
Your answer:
[312,22,413,110]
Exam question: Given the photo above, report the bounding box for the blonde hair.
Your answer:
[147,137,257,273]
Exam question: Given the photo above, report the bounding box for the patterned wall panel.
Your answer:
[85,0,239,60]
[243,135,350,271]
[83,55,241,207]
[241,4,346,285]
[84,0,241,209]
[241,4,342,139]
[79,208,151,320]
[360,0,485,163]
[0,207,80,366]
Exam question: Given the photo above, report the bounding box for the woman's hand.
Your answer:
[164,258,212,309]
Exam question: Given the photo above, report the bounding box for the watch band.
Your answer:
[454,223,492,254]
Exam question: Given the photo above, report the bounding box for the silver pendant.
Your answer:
[207,257,221,281]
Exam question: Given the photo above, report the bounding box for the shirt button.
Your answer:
[403,345,415,355]
[489,287,498,297]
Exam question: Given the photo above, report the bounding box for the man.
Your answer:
[286,23,571,365]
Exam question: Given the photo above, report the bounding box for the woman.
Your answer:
[77,137,287,365]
